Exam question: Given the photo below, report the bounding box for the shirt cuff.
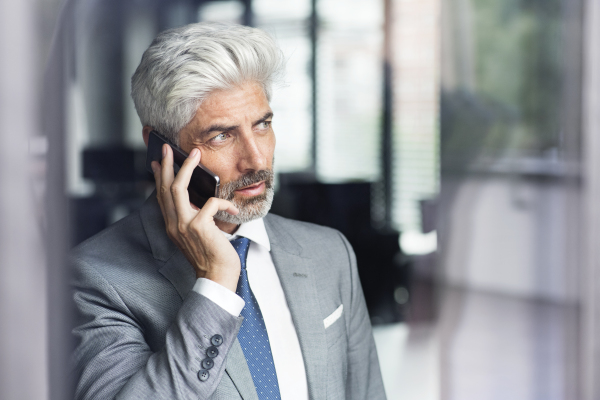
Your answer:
[192,278,245,316]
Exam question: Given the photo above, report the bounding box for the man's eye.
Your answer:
[257,121,271,130]
[211,133,228,142]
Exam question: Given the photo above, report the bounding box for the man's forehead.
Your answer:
[191,107,273,130]
[194,83,270,123]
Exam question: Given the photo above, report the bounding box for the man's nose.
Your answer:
[238,132,268,172]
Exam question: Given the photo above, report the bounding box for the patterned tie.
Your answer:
[231,237,282,400]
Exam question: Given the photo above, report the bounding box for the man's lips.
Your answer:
[234,181,265,196]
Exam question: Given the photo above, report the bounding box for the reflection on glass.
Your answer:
[442,0,567,168]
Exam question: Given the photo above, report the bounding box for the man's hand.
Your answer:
[152,144,241,292]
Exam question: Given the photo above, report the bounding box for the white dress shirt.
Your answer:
[192,218,309,400]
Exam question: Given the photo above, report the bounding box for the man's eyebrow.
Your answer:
[197,112,273,139]
[254,111,273,125]
[199,123,239,139]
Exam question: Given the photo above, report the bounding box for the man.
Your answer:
[72,22,385,399]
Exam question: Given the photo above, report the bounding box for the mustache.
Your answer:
[219,170,274,201]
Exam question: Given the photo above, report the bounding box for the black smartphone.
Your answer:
[146,130,220,208]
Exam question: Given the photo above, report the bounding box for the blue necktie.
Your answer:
[231,237,282,400]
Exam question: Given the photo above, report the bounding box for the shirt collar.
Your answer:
[221,217,271,251]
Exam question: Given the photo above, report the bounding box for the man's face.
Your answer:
[178,81,276,223]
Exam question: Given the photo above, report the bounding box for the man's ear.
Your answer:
[142,126,153,147]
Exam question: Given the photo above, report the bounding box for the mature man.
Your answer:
[72,22,385,399]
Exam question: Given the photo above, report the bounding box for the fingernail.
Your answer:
[162,144,167,157]
[190,148,199,157]
[151,162,158,173]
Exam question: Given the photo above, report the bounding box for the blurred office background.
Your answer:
[4,0,600,398]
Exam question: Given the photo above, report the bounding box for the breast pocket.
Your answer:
[324,304,346,348]
[324,304,348,398]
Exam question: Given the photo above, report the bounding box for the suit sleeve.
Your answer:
[72,257,243,400]
[338,233,387,400]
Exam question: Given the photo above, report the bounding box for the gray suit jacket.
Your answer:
[71,194,386,399]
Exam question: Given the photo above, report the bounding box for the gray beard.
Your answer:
[214,169,274,225]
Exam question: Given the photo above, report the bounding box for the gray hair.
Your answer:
[131,22,284,144]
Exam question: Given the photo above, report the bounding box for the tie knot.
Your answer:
[231,237,251,269]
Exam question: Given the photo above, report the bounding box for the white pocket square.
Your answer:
[323,304,344,329]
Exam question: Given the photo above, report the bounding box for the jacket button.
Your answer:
[198,369,210,382]
[201,358,214,370]
[211,334,223,346]
[206,346,219,358]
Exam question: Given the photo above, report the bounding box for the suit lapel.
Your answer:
[139,193,195,300]
[265,215,327,400]
[158,251,196,300]
[139,192,178,262]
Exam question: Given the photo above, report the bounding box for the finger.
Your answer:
[197,197,239,221]
[151,160,161,186]
[152,160,166,213]
[159,144,179,223]
[170,148,201,218]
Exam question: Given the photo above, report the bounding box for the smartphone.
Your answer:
[146,130,220,208]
